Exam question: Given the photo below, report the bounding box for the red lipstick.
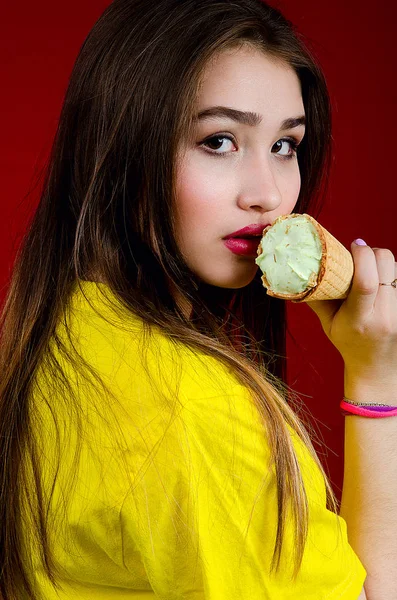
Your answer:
[223,223,270,257]
[224,223,270,239]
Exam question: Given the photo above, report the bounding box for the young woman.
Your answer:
[1,0,396,598]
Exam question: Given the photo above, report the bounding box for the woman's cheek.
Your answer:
[175,156,232,224]
[281,166,301,211]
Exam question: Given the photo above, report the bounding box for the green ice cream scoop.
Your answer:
[255,214,322,295]
[255,213,354,302]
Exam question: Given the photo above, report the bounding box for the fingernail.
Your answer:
[353,238,367,246]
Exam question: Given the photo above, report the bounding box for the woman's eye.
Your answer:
[200,135,299,159]
[201,135,236,154]
[272,138,299,158]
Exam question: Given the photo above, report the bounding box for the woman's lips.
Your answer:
[223,222,270,257]
[223,237,261,256]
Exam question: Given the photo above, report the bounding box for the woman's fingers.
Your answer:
[344,242,380,320]
[306,242,397,338]
[373,248,397,312]
[307,242,397,376]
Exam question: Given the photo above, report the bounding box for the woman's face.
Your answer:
[174,45,306,289]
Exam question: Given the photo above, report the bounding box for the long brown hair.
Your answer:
[0,0,336,597]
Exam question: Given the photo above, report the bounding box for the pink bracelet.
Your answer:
[340,399,397,418]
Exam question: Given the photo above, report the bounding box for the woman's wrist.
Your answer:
[344,369,397,407]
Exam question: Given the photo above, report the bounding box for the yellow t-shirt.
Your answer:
[25,280,366,599]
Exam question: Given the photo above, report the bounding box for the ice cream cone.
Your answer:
[256,213,354,303]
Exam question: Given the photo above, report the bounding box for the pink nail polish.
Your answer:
[353,238,367,246]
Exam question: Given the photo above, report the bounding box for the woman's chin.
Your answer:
[200,266,258,289]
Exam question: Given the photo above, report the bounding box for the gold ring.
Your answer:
[379,279,397,287]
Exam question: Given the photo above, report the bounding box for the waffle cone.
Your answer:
[257,213,354,303]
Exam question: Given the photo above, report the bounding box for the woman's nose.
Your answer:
[236,157,282,212]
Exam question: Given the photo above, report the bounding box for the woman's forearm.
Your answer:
[339,380,397,599]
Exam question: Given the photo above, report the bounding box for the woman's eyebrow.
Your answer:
[194,106,306,130]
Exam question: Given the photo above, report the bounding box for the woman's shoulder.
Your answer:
[61,279,245,401]
[55,279,257,456]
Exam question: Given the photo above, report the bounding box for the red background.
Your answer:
[1,0,395,500]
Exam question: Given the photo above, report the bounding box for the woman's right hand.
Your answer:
[306,241,397,394]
